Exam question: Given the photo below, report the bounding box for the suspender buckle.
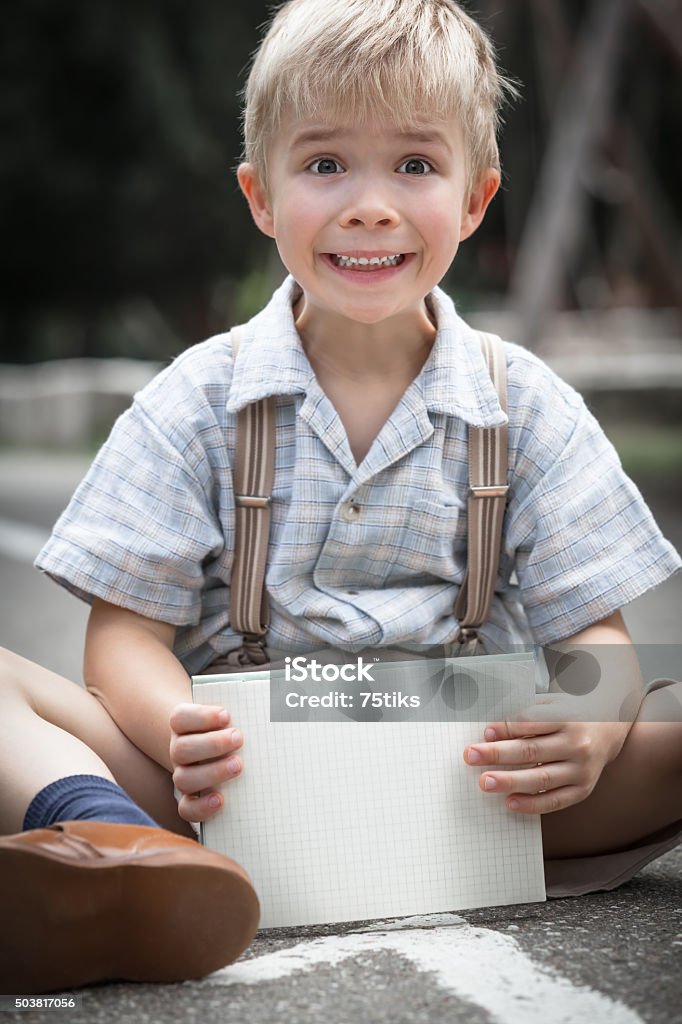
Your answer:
[470,485,509,499]
[456,627,481,656]
[235,494,272,508]
[243,632,267,644]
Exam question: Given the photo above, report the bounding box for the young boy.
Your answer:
[2,0,681,994]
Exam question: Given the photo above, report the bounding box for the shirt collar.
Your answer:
[226,274,507,428]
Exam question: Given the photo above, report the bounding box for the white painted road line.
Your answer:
[198,914,643,1024]
[0,517,49,565]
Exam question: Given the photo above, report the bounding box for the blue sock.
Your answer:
[23,774,160,831]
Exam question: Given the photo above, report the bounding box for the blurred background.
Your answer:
[0,0,680,674]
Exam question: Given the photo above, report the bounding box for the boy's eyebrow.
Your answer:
[290,128,339,150]
[289,127,452,151]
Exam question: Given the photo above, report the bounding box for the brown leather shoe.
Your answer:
[0,820,260,993]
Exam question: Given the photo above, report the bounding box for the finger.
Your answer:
[502,697,584,726]
[505,785,588,816]
[478,763,572,797]
[482,717,565,743]
[171,726,243,767]
[514,703,581,724]
[178,790,226,823]
[170,703,230,735]
[464,732,566,767]
[173,754,242,795]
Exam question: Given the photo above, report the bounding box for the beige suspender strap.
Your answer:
[229,325,277,643]
[228,325,507,655]
[454,331,509,641]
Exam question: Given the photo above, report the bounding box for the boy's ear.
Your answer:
[237,163,275,239]
[459,169,501,241]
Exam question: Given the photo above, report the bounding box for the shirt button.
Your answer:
[341,500,361,522]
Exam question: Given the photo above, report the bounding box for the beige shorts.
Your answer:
[544,817,682,897]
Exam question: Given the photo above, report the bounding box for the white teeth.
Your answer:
[333,254,403,268]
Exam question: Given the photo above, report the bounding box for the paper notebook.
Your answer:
[192,654,546,928]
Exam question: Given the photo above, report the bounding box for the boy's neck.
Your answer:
[293,295,438,383]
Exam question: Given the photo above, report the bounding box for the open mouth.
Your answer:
[328,253,407,270]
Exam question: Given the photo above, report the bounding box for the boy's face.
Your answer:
[238,115,499,328]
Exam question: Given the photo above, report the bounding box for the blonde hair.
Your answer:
[242,0,517,194]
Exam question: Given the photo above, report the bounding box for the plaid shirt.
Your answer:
[36,276,681,673]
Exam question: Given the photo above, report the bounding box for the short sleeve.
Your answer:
[34,398,225,626]
[503,353,681,645]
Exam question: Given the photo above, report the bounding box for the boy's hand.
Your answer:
[463,702,632,815]
[169,703,243,823]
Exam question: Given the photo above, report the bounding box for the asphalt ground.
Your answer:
[0,449,680,1024]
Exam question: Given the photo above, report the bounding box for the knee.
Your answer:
[637,681,682,724]
[633,682,682,775]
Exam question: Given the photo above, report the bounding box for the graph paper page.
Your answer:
[192,655,546,927]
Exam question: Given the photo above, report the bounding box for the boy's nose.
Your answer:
[339,194,400,230]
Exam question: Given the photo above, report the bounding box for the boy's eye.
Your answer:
[308,158,344,175]
[397,158,433,175]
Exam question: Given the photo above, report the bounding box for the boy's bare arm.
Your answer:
[543,609,645,725]
[84,599,243,822]
[83,598,198,772]
[464,611,645,815]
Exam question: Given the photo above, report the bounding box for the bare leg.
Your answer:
[0,647,193,837]
[542,681,682,858]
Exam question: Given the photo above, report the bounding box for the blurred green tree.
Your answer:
[0,0,272,360]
